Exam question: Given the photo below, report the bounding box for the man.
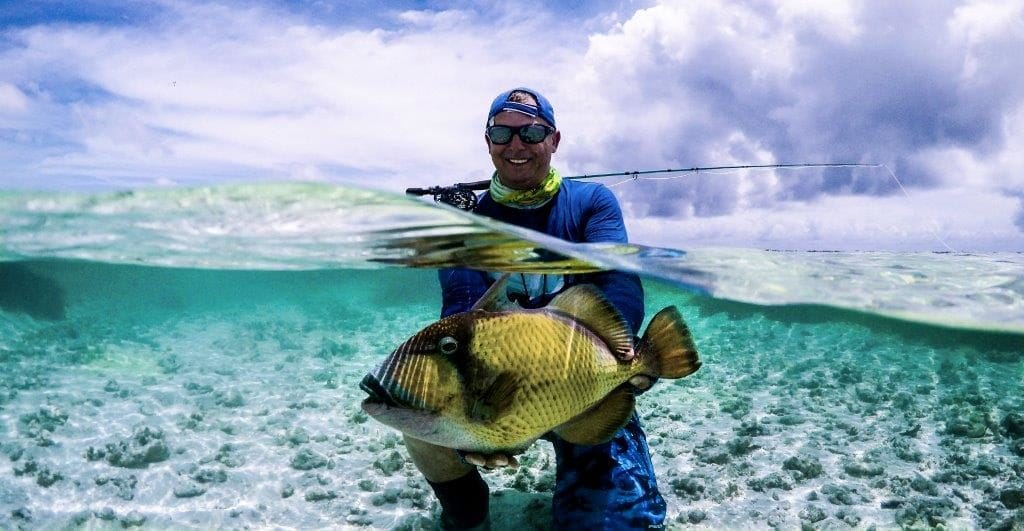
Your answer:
[404,87,665,530]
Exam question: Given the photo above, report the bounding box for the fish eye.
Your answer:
[438,336,459,355]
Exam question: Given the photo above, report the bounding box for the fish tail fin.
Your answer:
[637,306,701,379]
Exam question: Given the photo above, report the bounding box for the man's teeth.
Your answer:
[508,159,528,164]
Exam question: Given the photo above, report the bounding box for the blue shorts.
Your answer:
[548,413,666,529]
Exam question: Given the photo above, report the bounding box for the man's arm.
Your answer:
[581,270,645,334]
[578,185,652,392]
[438,268,491,318]
[579,185,645,335]
[439,267,518,469]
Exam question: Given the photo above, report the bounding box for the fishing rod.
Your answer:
[406,163,883,211]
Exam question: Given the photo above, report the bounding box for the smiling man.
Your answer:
[403,87,665,530]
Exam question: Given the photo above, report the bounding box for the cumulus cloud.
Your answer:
[0,0,1022,249]
[561,0,1024,221]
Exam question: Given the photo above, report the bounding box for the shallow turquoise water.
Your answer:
[1,184,1023,529]
[1,260,1021,529]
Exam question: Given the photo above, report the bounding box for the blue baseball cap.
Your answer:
[486,87,556,128]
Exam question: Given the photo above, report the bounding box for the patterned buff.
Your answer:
[490,167,563,209]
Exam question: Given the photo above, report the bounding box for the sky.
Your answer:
[1,0,1023,251]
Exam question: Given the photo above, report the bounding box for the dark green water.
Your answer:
[1,259,1022,529]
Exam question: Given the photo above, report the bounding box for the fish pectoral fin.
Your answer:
[546,285,634,360]
[469,371,519,423]
[552,387,635,446]
[471,273,517,313]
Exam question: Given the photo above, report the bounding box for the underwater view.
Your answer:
[1,184,1023,530]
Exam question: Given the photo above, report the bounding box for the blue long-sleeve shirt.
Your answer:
[438,178,645,334]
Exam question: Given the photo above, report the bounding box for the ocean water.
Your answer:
[1,184,1023,530]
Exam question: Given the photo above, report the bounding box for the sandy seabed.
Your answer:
[2,286,1023,530]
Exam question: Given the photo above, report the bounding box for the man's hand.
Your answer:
[628,375,654,391]
[460,451,519,469]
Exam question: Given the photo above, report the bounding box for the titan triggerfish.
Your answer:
[360,274,701,453]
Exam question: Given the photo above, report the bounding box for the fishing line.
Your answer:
[881,164,957,253]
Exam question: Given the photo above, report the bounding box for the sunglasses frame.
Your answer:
[486,123,556,145]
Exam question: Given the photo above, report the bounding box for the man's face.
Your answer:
[486,111,561,190]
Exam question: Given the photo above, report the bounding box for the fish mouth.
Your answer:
[359,373,401,408]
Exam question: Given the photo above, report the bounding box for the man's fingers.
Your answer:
[462,452,518,469]
[629,375,653,391]
[463,453,486,467]
[488,454,518,469]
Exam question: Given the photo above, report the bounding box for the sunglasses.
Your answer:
[486,124,555,145]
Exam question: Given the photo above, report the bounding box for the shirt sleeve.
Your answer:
[578,186,646,335]
[438,267,490,318]
[582,186,630,243]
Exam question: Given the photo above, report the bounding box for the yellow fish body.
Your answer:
[360,275,700,453]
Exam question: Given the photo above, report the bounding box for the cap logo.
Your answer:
[498,101,540,117]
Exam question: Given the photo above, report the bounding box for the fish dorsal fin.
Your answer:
[471,273,517,313]
[553,387,635,445]
[547,285,634,359]
[468,371,519,423]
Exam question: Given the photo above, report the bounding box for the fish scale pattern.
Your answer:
[464,311,631,450]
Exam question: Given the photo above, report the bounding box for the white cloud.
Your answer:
[563,0,796,161]
[776,0,862,43]
[0,2,575,189]
[0,83,30,112]
[913,101,1024,193]
[397,9,473,28]
[949,0,1024,46]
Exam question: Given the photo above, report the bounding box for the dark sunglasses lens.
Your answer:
[487,126,514,144]
[520,125,550,143]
